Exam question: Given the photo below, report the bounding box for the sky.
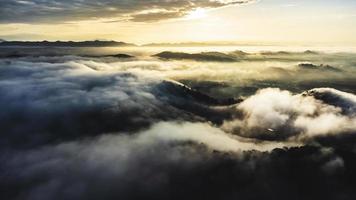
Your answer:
[0,0,355,45]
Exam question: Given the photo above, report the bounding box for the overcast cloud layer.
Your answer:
[0,0,253,23]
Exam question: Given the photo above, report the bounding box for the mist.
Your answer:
[1,47,356,200]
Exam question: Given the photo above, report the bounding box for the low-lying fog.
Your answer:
[1,46,356,200]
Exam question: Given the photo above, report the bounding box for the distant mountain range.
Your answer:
[0,40,273,47]
[143,41,269,47]
[0,40,136,47]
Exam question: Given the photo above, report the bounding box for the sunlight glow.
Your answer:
[186,8,207,20]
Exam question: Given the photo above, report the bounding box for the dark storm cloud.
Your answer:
[0,0,254,23]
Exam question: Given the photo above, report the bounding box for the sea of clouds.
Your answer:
[1,50,356,200]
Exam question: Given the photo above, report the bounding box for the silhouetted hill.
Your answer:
[298,63,342,72]
[142,41,266,47]
[0,40,136,47]
[153,51,237,62]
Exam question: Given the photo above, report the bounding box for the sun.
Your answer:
[186,8,207,19]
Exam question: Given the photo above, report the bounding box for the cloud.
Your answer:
[1,51,356,200]
[0,58,243,149]
[0,122,350,199]
[306,88,356,114]
[140,122,296,152]
[1,122,353,200]
[222,88,356,141]
[0,0,254,23]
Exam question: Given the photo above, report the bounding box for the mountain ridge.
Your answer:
[0,40,136,47]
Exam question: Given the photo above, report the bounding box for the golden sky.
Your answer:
[0,0,355,45]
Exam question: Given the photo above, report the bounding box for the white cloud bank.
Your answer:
[223,88,356,140]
